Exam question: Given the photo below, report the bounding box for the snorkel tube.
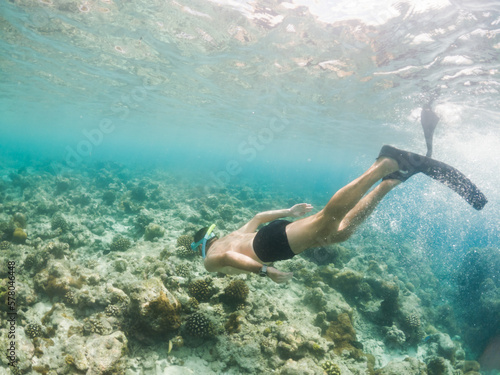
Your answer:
[190,224,216,259]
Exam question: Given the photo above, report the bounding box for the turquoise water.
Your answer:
[1,0,500,373]
[2,0,498,253]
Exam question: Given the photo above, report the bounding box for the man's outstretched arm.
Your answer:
[205,251,293,283]
[239,203,313,233]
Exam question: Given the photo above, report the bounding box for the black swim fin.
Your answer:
[379,145,488,210]
[421,104,439,157]
[419,158,488,210]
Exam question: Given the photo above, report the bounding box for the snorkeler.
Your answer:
[192,145,487,283]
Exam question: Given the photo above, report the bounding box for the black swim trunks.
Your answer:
[253,220,296,263]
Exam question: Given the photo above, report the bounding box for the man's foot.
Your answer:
[378,145,426,182]
[378,145,488,210]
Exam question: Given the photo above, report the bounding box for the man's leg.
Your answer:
[286,157,399,253]
[335,179,400,240]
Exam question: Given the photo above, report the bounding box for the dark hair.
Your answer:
[194,227,209,243]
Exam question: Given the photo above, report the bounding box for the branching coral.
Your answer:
[188,279,215,302]
[322,361,341,375]
[25,323,43,339]
[176,235,193,251]
[110,236,131,252]
[185,312,215,338]
[222,279,249,307]
[51,214,69,232]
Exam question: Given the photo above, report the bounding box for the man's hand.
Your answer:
[267,267,293,283]
[289,203,313,218]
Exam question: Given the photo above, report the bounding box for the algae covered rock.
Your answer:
[12,227,27,243]
[65,331,128,374]
[374,357,427,375]
[144,223,165,241]
[129,277,181,336]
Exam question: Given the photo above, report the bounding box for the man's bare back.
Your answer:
[201,204,313,283]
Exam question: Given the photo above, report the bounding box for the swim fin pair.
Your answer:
[379,145,488,210]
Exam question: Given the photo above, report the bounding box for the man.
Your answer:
[191,145,487,283]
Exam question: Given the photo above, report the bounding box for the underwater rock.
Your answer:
[385,324,406,347]
[12,212,27,228]
[45,241,70,259]
[374,357,427,375]
[144,223,165,241]
[66,331,128,374]
[280,358,324,375]
[218,204,234,220]
[55,178,72,194]
[33,259,85,298]
[426,356,455,375]
[225,312,244,334]
[324,313,357,354]
[330,268,363,296]
[134,209,154,230]
[12,227,27,243]
[51,214,69,232]
[102,190,116,205]
[0,220,16,241]
[130,185,148,202]
[0,323,35,372]
[129,277,181,336]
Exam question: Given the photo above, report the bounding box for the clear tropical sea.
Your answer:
[0,0,499,374]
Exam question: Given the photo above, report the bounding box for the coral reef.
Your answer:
[188,278,215,302]
[185,312,215,338]
[0,162,490,375]
[109,235,131,252]
[144,223,165,241]
[176,234,194,250]
[222,278,249,307]
[25,323,43,339]
[322,360,341,375]
[12,227,27,243]
[129,278,182,337]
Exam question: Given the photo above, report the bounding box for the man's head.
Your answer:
[191,224,217,258]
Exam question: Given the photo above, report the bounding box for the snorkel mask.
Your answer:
[190,224,216,259]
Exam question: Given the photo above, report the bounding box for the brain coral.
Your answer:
[12,228,27,244]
